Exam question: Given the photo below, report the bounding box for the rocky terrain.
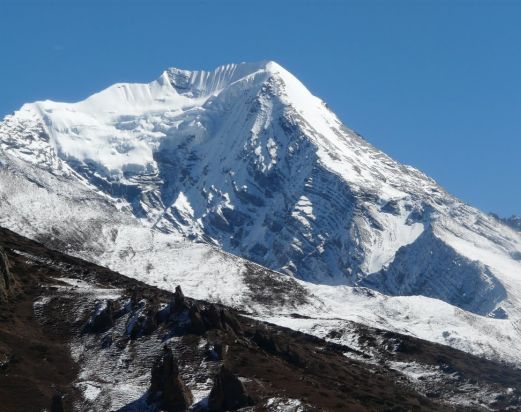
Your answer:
[1,227,521,411]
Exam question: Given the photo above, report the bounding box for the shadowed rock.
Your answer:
[188,305,206,335]
[208,366,253,411]
[125,306,158,340]
[50,392,64,412]
[205,342,227,361]
[83,300,114,333]
[148,346,193,411]
[186,302,242,336]
[168,285,188,316]
[173,285,185,307]
[204,305,224,330]
[252,328,304,367]
[0,247,14,302]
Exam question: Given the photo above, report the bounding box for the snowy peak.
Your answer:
[162,60,281,97]
[6,61,304,178]
[25,61,282,120]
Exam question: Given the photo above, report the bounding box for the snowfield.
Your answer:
[1,61,521,365]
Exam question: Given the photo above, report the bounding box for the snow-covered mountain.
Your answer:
[493,214,521,233]
[1,61,521,364]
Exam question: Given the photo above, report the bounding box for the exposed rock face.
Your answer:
[83,300,114,333]
[252,328,304,367]
[208,366,253,411]
[363,228,508,316]
[186,299,242,336]
[187,305,206,335]
[148,346,193,412]
[125,304,158,339]
[167,285,189,318]
[497,214,521,232]
[0,246,14,302]
[173,285,185,307]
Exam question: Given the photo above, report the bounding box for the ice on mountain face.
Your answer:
[1,61,521,364]
[165,61,274,97]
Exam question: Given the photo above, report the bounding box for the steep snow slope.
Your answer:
[1,61,521,363]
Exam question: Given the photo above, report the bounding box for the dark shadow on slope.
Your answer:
[115,393,153,412]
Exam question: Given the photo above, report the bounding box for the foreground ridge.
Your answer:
[0,227,520,411]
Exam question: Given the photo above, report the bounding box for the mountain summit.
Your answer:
[1,61,521,364]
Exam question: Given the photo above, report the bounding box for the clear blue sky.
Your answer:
[1,0,520,216]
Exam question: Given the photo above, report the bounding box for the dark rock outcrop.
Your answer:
[168,285,188,316]
[173,285,185,307]
[187,301,242,336]
[83,300,114,333]
[188,305,206,335]
[125,306,158,339]
[252,328,303,367]
[148,346,193,411]
[381,199,401,215]
[208,366,253,411]
[205,342,227,361]
[0,247,14,302]
[204,304,225,330]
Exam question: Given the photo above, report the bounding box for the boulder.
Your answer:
[126,307,158,339]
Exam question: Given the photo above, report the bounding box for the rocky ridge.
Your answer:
[1,227,521,411]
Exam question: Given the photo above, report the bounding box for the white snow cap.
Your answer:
[162,60,287,96]
[12,61,315,178]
